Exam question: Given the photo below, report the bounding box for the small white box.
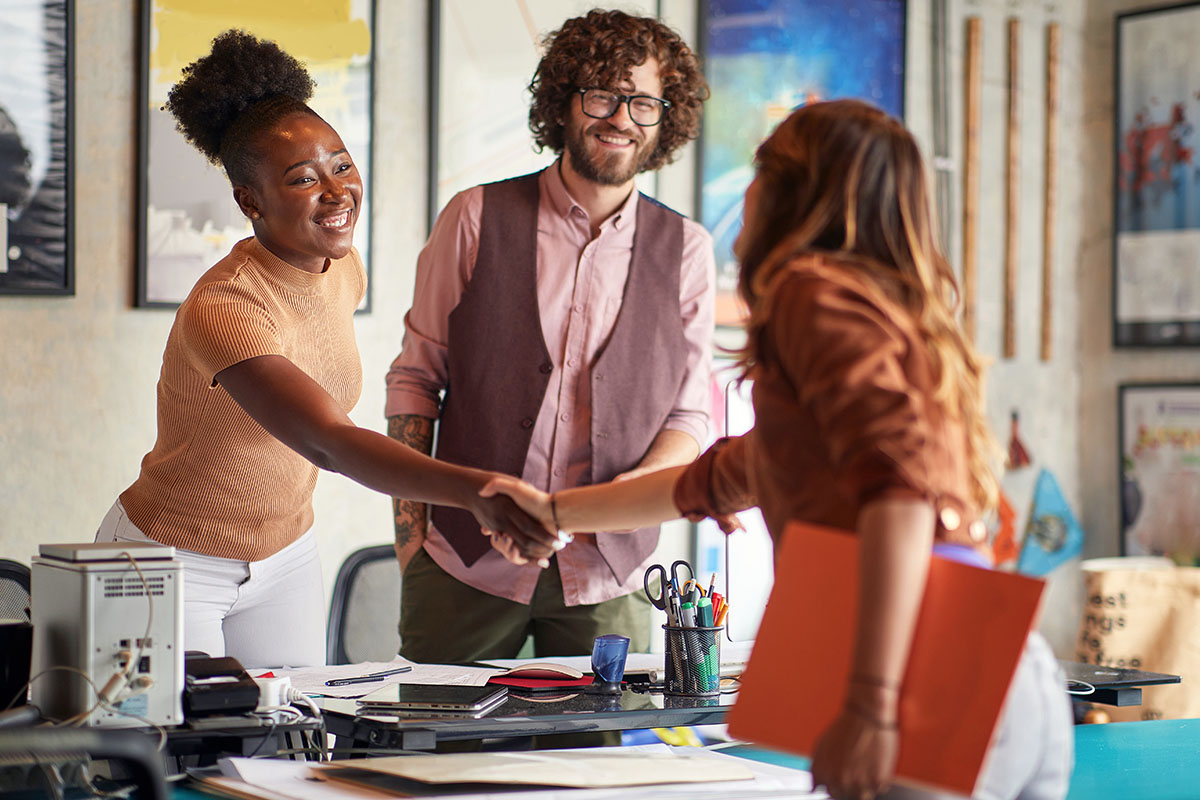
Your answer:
[31,543,184,727]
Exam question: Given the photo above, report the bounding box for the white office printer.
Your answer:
[30,542,184,727]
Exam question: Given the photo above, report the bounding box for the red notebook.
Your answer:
[726,521,1045,796]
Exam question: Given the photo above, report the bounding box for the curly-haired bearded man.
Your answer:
[385,9,714,698]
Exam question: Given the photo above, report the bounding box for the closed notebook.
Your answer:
[727,521,1045,796]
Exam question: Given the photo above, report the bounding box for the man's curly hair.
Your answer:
[165,29,318,185]
[529,10,709,172]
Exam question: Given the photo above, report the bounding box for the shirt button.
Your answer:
[539,363,553,374]
[560,413,570,422]
[567,359,577,368]
[939,507,961,532]
[520,418,534,429]
[553,468,563,477]
[573,304,583,313]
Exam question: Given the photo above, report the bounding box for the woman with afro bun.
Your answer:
[96,31,560,668]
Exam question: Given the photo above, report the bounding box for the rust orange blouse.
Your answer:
[674,255,987,550]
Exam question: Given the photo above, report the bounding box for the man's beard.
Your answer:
[564,122,656,186]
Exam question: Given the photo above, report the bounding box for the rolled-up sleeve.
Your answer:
[384,188,483,420]
[660,219,716,447]
[673,434,757,518]
[772,269,935,507]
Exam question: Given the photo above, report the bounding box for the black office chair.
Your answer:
[0,728,168,800]
[0,559,30,622]
[326,545,402,665]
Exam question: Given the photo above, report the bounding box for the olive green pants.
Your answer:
[399,548,651,749]
[399,547,651,662]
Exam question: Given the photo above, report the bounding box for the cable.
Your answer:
[1067,679,1095,696]
[284,688,327,761]
[246,715,281,758]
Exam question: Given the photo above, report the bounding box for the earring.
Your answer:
[249,211,260,220]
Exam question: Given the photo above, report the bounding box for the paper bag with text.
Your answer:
[1075,558,1200,720]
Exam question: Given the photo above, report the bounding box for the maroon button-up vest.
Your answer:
[431,171,689,584]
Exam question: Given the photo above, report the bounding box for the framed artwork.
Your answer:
[1114,3,1200,346]
[0,0,73,295]
[1119,383,1200,559]
[137,0,375,309]
[696,0,906,326]
[427,0,660,230]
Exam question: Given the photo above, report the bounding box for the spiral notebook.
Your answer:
[727,521,1044,796]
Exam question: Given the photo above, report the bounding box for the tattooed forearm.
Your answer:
[388,414,435,567]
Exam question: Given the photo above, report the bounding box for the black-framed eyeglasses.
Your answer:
[576,88,671,127]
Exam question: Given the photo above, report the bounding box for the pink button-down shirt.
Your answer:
[385,163,715,606]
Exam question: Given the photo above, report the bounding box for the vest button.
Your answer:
[540,363,552,374]
[520,418,534,429]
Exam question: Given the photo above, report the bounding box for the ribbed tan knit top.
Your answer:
[121,237,366,561]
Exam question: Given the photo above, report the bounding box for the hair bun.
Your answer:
[165,29,315,164]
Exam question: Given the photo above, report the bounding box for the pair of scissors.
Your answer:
[642,560,695,621]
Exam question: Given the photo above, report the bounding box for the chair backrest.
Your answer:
[326,545,402,665]
[0,727,168,800]
[0,559,31,622]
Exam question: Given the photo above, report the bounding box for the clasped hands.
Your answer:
[474,475,562,567]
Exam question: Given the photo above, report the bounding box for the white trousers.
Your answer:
[95,501,326,669]
[881,631,1074,800]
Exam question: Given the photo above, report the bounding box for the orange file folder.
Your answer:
[726,521,1044,796]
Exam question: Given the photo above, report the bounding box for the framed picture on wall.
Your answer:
[0,0,73,295]
[1114,4,1200,346]
[696,0,906,327]
[137,1,375,309]
[1119,382,1200,559]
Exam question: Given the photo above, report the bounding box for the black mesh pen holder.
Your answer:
[662,624,722,697]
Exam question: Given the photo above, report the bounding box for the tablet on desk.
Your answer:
[355,683,508,713]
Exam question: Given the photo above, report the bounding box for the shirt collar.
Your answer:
[541,158,639,232]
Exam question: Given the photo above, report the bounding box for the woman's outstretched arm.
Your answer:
[215,354,560,561]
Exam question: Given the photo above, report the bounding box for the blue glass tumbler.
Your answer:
[590,633,630,693]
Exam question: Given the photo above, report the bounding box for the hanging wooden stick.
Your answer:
[1041,22,1059,362]
[1003,18,1020,359]
[962,17,982,342]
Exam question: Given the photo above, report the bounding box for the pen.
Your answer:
[324,665,413,687]
[707,572,717,599]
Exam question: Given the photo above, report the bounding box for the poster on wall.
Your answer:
[1119,383,1200,560]
[138,0,375,309]
[0,0,72,295]
[429,0,660,229]
[698,0,906,326]
[1114,4,1200,346]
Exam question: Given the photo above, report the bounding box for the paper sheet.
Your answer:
[214,758,391,800]
[215,745,822,799]
[264,658,502,698]
[320,745,755,787]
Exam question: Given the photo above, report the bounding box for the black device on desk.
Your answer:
[183,654,258,719]
[1061,660,1181,707]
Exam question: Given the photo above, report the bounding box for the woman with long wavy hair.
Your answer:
[484,99,1073,799]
